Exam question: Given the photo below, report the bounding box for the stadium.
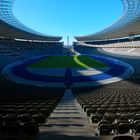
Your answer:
[0,0,140,140]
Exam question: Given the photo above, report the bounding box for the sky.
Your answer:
[13,0,123,45]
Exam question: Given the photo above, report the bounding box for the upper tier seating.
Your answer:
[84,36,140,45]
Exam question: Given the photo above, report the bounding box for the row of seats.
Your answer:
[83,36,140,45]
[0,90,64,139]
[0,67,65,138]
[96,119,140,135]
[0,99,58,115]
[0,121,39,139]
[73,43,140,57]
[0,45,27,60]
[73,81,140,136]
[0,38,64,56]
[112,136,139,140]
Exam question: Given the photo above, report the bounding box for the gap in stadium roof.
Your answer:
[13,0,123,45]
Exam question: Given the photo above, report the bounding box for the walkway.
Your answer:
[38,89,96,140]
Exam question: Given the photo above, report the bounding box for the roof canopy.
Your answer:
[75,0,140,41]
[0,0,62,41]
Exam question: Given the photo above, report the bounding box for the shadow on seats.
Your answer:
[112,136,134,140]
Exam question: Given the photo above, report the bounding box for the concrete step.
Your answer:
[39,89,95,138]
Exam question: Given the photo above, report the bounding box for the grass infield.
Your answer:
[29,55,108,69]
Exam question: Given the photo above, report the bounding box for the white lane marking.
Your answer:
[111,48,116,51]
[127,48,135,53]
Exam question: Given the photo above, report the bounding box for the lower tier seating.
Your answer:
[72,80,140,137]
[0,78,65,139]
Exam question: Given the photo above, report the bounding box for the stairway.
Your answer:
[38,89,95,140]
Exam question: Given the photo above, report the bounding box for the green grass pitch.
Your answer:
[29,55,108,69]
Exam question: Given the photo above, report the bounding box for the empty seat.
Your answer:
[90,113,103,123]
[19,114,32,123]
[17,109,28,115]
[118,113,131,121]
[116,123,131,134]
[3,114,19,123]
[86,108,96,117]
[21,122,39,136]
[28,109,38,115]
[132,113,140,121]
[132,122,140,135]
[107,108,117,113]
[96,108,107,114]
[0,123,4,139]
[32,113,46,125]
[39,109,51,117]
[112,136,134,140]
[103,113,117,122]
[4,123,21,138]
[83,105,91,111]
[98,123,114,135]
